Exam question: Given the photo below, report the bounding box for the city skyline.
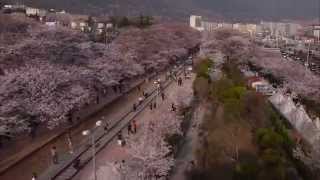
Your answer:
[3,0,320,20]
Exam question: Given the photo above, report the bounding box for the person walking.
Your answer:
[161,92,165,101]
[114,161,120,173]
[51,146,58,164]
[159,82,164,92]
[96,95,100,104]
[127,123,132,135]
[66,133,74,154]
[174,72,177,80]
[73,158,81,170]
[31,172,37,180]
[178,77,183,86]
[104,121,109,131]
[153,102,157,109]
[119,84,123,93]
[171,103,176,112]
[120,160,126,170]
[149,102,153,110]
[143,91,148,98]
[117,132,123,146]
[132,120,137,134]
[138,97,144,105]
[67,111,73,125]
[133,103,137,111]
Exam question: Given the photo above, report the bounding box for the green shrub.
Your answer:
[195,58,213,79]
[256,128,284,149]
[266,107,295,149]
[220,86,247,102]
[222,61,245,86]
[210,78,234,99]
[223,98,244,121]
[234,162,258,180]
[261,148,284,165]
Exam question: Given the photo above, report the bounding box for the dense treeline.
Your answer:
[0,14,200,134]
[190,58,302,180]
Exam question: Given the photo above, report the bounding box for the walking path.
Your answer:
[73,73,195,180]
[36,67,186,180]
[0,71,168,180]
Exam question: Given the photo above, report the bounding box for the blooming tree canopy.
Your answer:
[0,14,200,135]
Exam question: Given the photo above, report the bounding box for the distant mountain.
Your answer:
[4,0,319,21]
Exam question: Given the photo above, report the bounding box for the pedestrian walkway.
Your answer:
[38,70,183,180]
[73,73,195,180]
[0,71,169,180]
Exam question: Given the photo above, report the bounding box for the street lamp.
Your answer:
[82,120,102,180]
[153,80,161,105]
[306,40,312,69]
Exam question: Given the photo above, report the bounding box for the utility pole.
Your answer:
[82,121,102,180]
[306,41,311,68]
[318,0,320,44]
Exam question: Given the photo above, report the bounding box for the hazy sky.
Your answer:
[197,0,319,19]
[4,0,320,20]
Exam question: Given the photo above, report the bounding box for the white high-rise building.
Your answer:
[190,15,204,31]
[313,25,320,40]
[202,21,218,32]
[260,21,301,37]
[287,23,301,37]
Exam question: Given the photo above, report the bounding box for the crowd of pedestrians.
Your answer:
[30,65,189,180]
[117,119,138,147]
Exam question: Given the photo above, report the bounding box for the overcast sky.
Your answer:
[4,0,320,20]
[197,0,319,20]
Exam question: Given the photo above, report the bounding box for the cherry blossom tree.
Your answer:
[200,29,253,62]
[125,111,180,178]
[293,146,320,171]
[126,127,175,179]
[201,29,320,103]
[123,78,195,179]
[250,48,320,102]
[0,15,200,135]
